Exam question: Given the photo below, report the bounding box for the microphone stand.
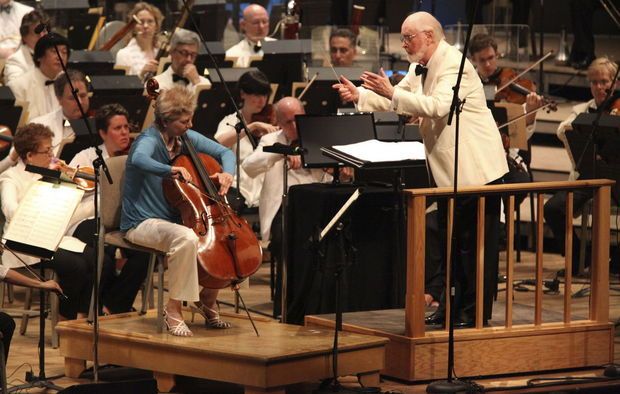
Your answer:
[40,26,113,384]
[427,1,480,393]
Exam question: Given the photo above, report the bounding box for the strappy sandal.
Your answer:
[190,303,232,329]
[163,308,193,337]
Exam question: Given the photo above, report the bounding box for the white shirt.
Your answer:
[225,37,276,68]
[242,130,329,242]
[8,67,60,121]
[153,66,211,92]
[30,108,76,158]
[0,1,33,52]
[215,112,263,207]
[69,143,110,168]
[3,44,33,84]
[115,38,157,76]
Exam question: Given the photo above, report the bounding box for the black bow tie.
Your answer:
[253,41,262,53]
[172,74,189,85]
[415,64,428,76]
[45,79,54,86]
[0,4,12,13]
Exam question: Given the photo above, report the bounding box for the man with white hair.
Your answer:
[225,3,276,68]
[334,12,508,328]
[154,28,211,92]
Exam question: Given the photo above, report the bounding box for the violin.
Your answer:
[146,79,262,289]
[55,160,96,191]
[492,67,537,105]
[0,125,14,152]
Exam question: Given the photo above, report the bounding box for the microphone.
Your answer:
[34,23,49,34]
[263,142,305,155]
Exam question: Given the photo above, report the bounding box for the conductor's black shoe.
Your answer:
[425,311,445,326]
[454,319,475,329]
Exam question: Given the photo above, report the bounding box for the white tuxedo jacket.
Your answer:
[358,40,508,187]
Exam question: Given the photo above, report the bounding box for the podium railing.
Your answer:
[404,179,614,338]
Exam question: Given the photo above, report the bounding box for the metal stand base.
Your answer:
[9,375,64,393]
[426,379,471,393]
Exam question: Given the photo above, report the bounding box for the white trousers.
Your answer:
[126,218,200,302]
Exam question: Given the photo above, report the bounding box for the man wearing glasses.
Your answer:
[333,12,508,328]
[153,29,211,92]
[226,3,276,68]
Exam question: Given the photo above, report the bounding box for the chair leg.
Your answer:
[157,257,164,334]
[7,283,14,304]
[20,288,33,336]
[141,254,157,315]
[50,271,59,348]
[578,203,591,276]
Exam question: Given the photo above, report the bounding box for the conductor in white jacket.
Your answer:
[334,12,508,327]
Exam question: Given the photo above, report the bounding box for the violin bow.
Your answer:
[496,50,554,94]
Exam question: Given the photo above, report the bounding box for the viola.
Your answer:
[147,79,262,289]
[0,125,13,152]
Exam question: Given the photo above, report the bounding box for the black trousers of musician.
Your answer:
[434,177,503,324]
[543,188,594,274]
[73,220,150,314]
[569,0,601,65]
[0,312,15,360]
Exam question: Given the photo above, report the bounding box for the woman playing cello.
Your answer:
[121,86,235,337]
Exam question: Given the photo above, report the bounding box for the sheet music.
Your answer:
[4,181,84,253]
[332,139,426,162]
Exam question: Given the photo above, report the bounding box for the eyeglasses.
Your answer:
[400,33,421,43]
[589,79,611,86]
[174,49,198,59]
[34,147,53,156]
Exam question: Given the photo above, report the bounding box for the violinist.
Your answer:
[0,123,94,320]
[114,2,163,79]
[215,70,277,209]
[153,29,211,92]
[544,57,619,276]
[243,97,331,260]
[30,69,89,158]
[225,4,276,68]
[121,86,235,337]
[3,9,48,84]
[329,28,358,67]
[7,32,70,121]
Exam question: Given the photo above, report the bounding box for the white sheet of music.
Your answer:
[332,139,426,162]
[4,181,85,254]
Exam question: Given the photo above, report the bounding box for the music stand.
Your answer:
[69,50,123,76]
[88,75,150,133]
[61,118,99,162]
[195,42,232,72]
[183,0,228,42]
[293,67,363,115]
[192,67,259,138]
[251,40,312,98]
[373,111,422,142]
[40,0,95,50]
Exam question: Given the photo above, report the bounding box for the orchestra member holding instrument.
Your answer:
[114,2,163,79]
[3,9,48,84]
[0,0,33,58]
[153,28,211,92]
[333,12,508,328]
[544,57,619,276]
[329,28,357,67]
[226,3,276,68]
[7,32,70,121]
[0,123,94,320]
[29,69,89,158]
[215,70,276,210]
[243,97,330,259]
[121,86,235,337]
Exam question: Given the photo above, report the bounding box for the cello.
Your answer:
[146,79,263,290]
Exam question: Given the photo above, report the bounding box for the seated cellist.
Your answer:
[121,86,235,336]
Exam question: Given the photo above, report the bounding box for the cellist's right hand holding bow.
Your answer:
[332,76,359,103]
[171,166,193,183]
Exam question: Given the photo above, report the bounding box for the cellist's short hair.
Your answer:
[14,123,54,161]
[155,86,197,125]
[587,57,618,81]
[469,33,497,57]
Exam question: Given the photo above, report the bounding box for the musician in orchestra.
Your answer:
[243,97,330,259]
[7,32,70,121]
[215,70,277,210]
[153,28,211,92]
[0,123,95,320]
[0,0,33,59]
[114,1,163,79]
[544,57,619,276]
[0,267,61,361]
[333,12,508,328]
[121,86,235,336]
[329,28,357,67]
[226,3,276,68]
[3,9,48,84]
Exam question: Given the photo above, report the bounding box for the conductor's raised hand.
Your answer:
[360,68,394,100]
[332,75,359,103]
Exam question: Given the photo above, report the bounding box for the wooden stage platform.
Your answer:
[55,310,388,393]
